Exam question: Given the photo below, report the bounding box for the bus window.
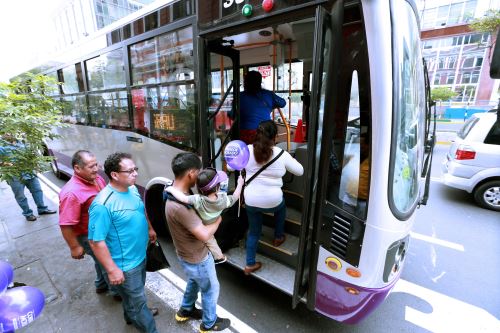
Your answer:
[337,71,370,217]
[85,49,126,91]
[389,1,424,217]
[61,95,87,125]
[129,26,194,85]
[131,84,197,148]
[88,90,130,129]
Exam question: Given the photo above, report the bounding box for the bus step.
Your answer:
[257,225,298,268]
[262,206,301,237]
[225,245,295,296]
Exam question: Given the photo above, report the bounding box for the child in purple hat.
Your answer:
[165,168,244,264]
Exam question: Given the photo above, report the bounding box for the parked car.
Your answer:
[442,113,500,211]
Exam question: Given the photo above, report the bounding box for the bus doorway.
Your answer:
[197,6,334,309]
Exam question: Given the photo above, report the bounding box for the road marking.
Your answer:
[37,173,254,333]
[410,232,465,252]
[435,141,452,145]
[394,279,500,333]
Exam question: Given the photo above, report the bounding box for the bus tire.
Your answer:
[473,180,500,212]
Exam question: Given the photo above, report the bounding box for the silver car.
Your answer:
[442,112,500,211]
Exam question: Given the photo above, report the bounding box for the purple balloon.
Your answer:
[0,286,45,331]
[0,261,14,287]
[224,140,250,171]
[0,270,7,295]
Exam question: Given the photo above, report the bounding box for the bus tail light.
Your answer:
[455,145,476,160]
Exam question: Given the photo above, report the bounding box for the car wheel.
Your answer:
[473,180,500,212]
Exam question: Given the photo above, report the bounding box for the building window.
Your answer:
[434,73,441,85]
[471,71,480,83]
[463,57,474,68]
[447,56,456,69]
[438,57,445,69]
[446,74,455,85]
[462,73,471,84]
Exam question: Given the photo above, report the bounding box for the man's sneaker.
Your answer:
[25,215,37,222]
[175,307,203,322]
[199,317,231,332]
[214,256,227,265]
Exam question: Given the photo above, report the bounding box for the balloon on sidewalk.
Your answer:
[224,140,250,171]
[0,286,45,331]
[0,261,14,288]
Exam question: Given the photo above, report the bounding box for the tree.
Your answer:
[470,9,500,35]
[431,87,457,119]
[431,87,457,102]
[0,73,63,182]
[470,9,500,62]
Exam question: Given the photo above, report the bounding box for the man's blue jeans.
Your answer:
[77,235,118,296]
[7,176,48,217]
[103,259,158,333]
[245,199,286,266]
[178,253,219,328]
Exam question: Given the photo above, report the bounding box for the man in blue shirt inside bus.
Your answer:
[88,152,158,333]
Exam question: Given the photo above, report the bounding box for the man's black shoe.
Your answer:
[175,307,203,322]
[95,286,108,294]
[199,317,231,332]
[126,307,159,324]
[39,209,57,215]
[25,215,37,222]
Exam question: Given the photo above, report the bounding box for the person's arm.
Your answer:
[60,226,85,259]
[89,240,124,285]
[59,193,84,259]
[231,175,245,200]
[272,92,287,108]
[146,216,157,243]
[284,151,304,176]
[165,186,192,204]
[189,216,222,242]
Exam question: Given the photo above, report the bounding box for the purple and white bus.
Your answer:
[26,0,433,323]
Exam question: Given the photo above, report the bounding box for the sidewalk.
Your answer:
[0,180,199,333]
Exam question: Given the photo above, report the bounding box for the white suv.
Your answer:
[442,112,500,211]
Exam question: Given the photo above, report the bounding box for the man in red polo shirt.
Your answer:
[58,150,117,299]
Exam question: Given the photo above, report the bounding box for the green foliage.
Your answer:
[0,73,64,182]
[431,87,457,102]
[470,9,500,34]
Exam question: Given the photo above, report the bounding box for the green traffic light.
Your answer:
[242,4,253,17]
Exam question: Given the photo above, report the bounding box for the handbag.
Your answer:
[241,149,285,206]
[146,241,170,272]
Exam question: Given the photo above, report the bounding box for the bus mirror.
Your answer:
[490,30,500,79]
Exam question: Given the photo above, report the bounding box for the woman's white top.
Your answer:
[244,145,304,208]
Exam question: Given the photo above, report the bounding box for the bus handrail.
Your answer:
[275,107,291,151]
[208,80,234,121]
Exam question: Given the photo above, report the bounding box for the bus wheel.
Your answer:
[473,180,500,212]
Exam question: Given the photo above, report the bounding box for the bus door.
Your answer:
[199,39,240,168]
[292,1,344,309]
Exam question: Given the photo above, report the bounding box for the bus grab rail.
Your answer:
[275,107,291,151]
[208,80,234,121]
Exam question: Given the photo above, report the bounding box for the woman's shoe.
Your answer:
[244,262,262,275]
[273,235,286,247]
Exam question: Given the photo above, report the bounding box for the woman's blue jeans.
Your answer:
[8,176,48,216]
[178,253,219,328]
[245,199,286,266]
